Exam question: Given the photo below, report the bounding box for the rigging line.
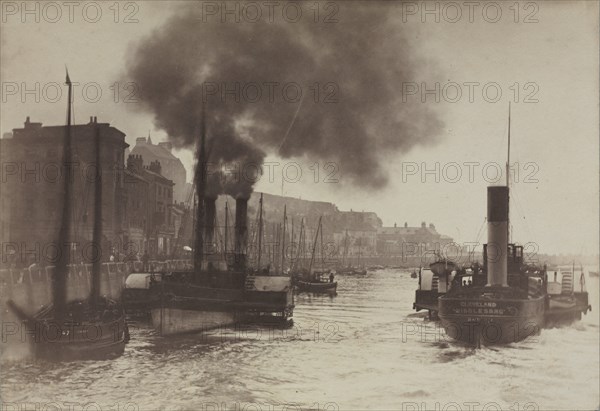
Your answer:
[278,93,305,153]
[475,216,487,245]
[511,187,535,242]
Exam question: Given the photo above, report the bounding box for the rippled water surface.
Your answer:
[2,269,599,410]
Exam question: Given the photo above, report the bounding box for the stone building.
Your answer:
[0,116,128,266]
[129,136,187,203]
[124,154,176,258]
[376,222,454,257]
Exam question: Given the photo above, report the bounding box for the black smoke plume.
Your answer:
[125,2,443,196]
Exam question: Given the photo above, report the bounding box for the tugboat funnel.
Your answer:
[204,196,217,249]
[486,186,509,287]
[235,197,248,255]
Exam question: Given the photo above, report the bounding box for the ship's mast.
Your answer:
[193,105,207,276]
[54,68,73,319]
[507,102,511,242]
[90,118,102,307]
[308,216,322,274]
[224,201,229,256]
[281,205,287,273]
[257,193,263,271]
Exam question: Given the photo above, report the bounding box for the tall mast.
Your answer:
[506,102,511,242]
[320,218,324,267]
[358,237,361,267]
[224,201,229,256]
[90,119,102,307]
[506,102,511,187]
[193,104,207,275]
[281,205,287,273]
[293,218,304,270]
[257,193,263,270]
[54,68,73,319]
[308,216,322,274]
[343,229,349,267]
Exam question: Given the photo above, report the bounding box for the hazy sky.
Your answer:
[1,1,598,255]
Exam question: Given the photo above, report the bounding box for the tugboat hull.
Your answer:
[151,305,237,335]
[438,294,545,345]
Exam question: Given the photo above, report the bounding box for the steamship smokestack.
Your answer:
[204,196,217,251]
[235,197,248,255]
[486,186,509,287]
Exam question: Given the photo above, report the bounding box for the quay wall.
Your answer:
[0,260,193,320]
[0,255,443,321]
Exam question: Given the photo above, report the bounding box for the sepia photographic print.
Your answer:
[0,1,598,410]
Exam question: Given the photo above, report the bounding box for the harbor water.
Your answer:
[1,268,599,410]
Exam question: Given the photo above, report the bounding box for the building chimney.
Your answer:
[486,186,509,287]
[149,160,162,175]
[394,222,397,228]
[235,197,248,256]
[404,222,408,228]
[421,222,426,228]
[127,154,143,174]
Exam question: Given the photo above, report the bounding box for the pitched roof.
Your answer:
[131,140,180,163]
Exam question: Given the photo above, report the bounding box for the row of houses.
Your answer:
[0,116,454,267]
[0,117,189,266]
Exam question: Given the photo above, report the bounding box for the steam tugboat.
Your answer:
[438,186,546,345]
[545,266,592,327]
[146,108,293,335]
[7,70,128,360]
[438,108,591,345]
[413,258,459,320]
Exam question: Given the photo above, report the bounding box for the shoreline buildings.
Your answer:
[0,117,453,267]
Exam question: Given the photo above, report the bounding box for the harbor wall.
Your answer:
[0,260,193,319]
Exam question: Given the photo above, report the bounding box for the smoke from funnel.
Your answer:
[125,2,443,195]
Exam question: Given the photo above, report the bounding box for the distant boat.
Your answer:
[296,278,337,294]
[413,258,460,320]
[292,216,338,295]
[336,230,366,275]
[545,266,592,327]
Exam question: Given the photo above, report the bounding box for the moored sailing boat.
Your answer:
[294,216,338,294]
[7,70,128,360]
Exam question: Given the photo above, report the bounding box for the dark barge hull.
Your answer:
[438,291,545,345]
[9,298,129,361]
[545,292,591,327]
[413,289,444,318]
